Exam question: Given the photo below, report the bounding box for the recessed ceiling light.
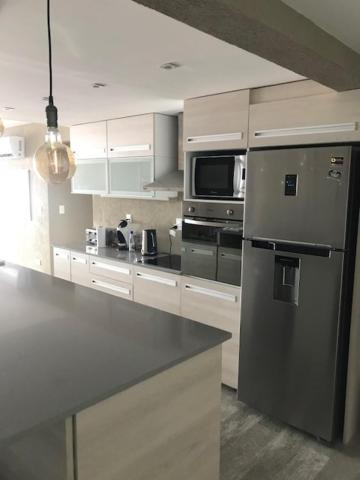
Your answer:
[3,106,15,111]
[92,82,107,89]
[160,62,181,71]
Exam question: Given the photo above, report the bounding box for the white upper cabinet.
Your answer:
[183,90,250,151]
[70,121,107,159]
[249,89,360,147]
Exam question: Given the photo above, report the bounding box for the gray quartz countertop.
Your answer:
[54,242,182,274]
[0,263,230,445]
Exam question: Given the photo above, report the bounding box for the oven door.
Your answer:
[193,155,235,197]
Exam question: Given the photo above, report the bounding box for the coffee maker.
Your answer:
[116,220,130,250]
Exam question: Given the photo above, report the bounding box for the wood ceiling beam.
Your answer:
[133,0,360,92]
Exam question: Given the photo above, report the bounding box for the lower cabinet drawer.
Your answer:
[133,266,181,315]
[89,256,132,284]
[90,275,133,301]
[70,252,90,287]
[181,276,241,389]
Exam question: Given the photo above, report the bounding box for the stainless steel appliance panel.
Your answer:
[244,146,352,249]
[181,241,217,280]
[238,240,345,441]
[217,247,241,286]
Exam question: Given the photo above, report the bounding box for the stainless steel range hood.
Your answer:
[143,113,184,193]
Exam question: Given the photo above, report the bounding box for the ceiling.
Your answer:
[283,0,360,54]
[0,0,303,127]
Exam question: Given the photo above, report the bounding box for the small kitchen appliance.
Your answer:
[191,152,246,200]
[116,220,130,250]
[141,229,158,256]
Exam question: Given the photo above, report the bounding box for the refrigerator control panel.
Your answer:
[284,174,298,196]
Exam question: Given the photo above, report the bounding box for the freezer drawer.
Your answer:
[181,241,217,281]
[245,146,352,249]
[238,239,345,441]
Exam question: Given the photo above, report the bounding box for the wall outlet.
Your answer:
[176,217,182,231]
[59,205,65,215]
[126,213,133,223]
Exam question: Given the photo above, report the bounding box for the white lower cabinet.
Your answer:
[180,276,241,389]
[133,266,181,315]
[70,253,90,287]
[53,248,71,281]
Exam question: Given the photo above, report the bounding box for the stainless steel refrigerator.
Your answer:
[238,145,360,442]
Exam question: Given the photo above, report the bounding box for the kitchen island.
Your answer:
[0,263,230,480]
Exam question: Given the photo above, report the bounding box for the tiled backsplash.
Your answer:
[93,196,183,254]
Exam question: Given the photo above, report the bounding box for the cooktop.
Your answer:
[140,254,181,272]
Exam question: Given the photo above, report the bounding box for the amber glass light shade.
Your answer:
[0,118,4,137]
[33,128,76,184]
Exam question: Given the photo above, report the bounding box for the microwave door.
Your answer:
[192,156,235,198]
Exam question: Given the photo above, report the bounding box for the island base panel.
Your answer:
[75,345,222,480]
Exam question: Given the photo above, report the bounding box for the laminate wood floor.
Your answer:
[221,387,360,480]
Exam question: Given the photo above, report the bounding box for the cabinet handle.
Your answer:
[186,132,243,144]
[136,272,177,287]
[184,284,237,302]
[110,144,151,153]
[91,261,130,276]
[220,253,241,261]
[91,279,131,296]
[72,256,88,265]
[190,248,214,256]
[254,122,357,139]
[54,251,69,260]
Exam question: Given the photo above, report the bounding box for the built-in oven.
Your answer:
[192,153,246,200]
[182,201,243,285]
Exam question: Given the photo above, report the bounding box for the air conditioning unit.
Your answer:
[0,136,25,159]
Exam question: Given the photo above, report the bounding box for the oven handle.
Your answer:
[184,219,242,228]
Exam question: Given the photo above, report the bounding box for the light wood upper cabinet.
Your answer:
[70,122,107,159]
[249,89,360,147]
[183,90,250,151]
[107,113,177,158]
[107,114,154,157]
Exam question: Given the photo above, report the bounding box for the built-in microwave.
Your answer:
[192,154,246,200]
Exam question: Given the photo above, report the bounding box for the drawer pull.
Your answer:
[72,256,87,265]
[136,272,177,287]
[190,248,214,256]
[54,251,69,260]
[91,279,130,296]
[186,132,243,144]
[220,253,241,261]
[91,261,130,276]
[254,122,357,139]
[110,144,151,153]
[184,284,237,302]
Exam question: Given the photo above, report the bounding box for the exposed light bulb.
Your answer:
[33,0,76,185]
[34,128,76,184]
[0,117,4,137]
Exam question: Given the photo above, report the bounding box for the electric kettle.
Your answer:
[141,229,158,256]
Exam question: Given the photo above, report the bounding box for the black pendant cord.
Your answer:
[46,0,58,128]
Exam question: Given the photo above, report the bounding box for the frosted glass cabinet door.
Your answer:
[71,158,108,194]
[109,156,154,197]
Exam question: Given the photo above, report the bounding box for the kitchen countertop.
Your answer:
[0,262,230,445]
[54,242,182,274]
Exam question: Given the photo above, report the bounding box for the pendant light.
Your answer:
[33,0,76,184]
[0,118,4,137]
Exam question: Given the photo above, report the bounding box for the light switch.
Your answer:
[59,205,65,215]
